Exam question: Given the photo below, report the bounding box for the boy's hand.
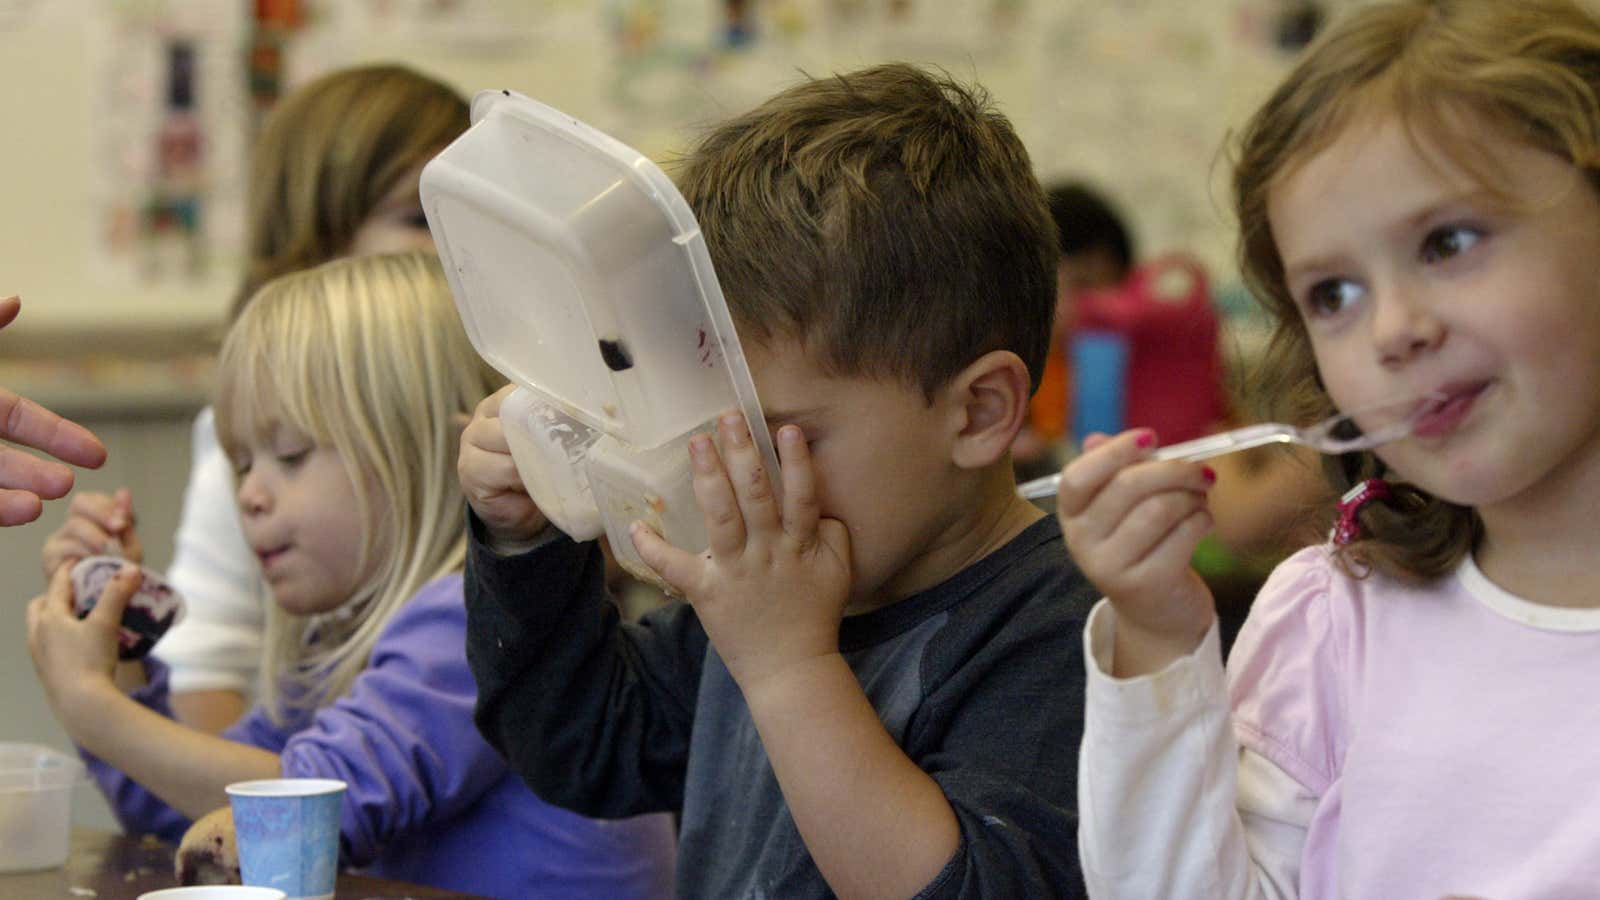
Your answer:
[458,385,548,547]
[631,414,851,695]
[41,487,143,580]
[1056,428,1216,676]
[26,562,139,727]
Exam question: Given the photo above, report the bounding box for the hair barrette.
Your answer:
[1332,478,1391,546]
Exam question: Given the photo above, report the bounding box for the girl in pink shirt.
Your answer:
[1059,1,1600,896]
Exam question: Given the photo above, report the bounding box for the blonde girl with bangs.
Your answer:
[213,250,484,721]
[27,252,677,899]
[43,64,471,734]
[1058,0,1600,896]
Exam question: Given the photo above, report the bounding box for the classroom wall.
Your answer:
[0,0,1355,341]
[0,0,1352,835]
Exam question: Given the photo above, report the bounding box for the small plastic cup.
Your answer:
[224,778,345,900]
[0,742,84,873]
[139,888,288,900]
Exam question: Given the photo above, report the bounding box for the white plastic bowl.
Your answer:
[139,888,288,900]
[0,742,85,873]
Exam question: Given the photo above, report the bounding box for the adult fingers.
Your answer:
[0,389,107,469]
[0,446,75,505]
[0,488,44,526]
[0,295,20,330]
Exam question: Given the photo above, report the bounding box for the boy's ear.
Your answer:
[944,350,1031,470]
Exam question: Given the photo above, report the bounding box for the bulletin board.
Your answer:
[0,0,1362,411]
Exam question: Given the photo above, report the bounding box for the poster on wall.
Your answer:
[88,0,248,284]
[316,0,545,55]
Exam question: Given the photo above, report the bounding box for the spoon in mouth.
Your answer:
[1018,392,1448,501]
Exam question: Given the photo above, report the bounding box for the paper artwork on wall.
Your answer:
[88,0,247,284]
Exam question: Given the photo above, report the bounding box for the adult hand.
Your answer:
[0,296,109,525]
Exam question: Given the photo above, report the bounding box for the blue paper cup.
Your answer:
[225,778,345,900]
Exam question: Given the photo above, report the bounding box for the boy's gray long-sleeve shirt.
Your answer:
[464,513,1094,898]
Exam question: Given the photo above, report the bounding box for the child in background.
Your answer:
[40,65,468,733]
[1024,181,1230,459]
[1025,182,1322,652]
[1063,0,1600,895]
[26,253,676,899]
[1012,183,1133,476]
[460,63,1096,898]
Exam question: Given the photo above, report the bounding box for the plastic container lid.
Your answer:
[420,90,779,586]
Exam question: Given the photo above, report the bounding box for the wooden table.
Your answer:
[0,828,489,899]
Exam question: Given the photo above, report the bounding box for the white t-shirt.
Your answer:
[1080,545,1600,899]
[149,406,265,697]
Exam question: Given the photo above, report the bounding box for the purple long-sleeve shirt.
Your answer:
[85,573,676,900]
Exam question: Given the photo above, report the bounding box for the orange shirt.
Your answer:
[1027,344,1071,441]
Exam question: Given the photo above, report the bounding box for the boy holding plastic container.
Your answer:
[458,63,1094,898]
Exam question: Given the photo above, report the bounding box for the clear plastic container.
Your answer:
[420,90,779,586]
[0,742,84,872]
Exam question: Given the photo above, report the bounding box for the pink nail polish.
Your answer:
[1135,431,1156,449]
[1202,466,1216,484]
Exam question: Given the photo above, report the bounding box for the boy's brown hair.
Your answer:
[674,62,1057,400]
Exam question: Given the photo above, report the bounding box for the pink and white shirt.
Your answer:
[1080,544,1600,899]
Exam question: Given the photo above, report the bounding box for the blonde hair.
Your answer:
[234,65,468,316]
[1232,0,1600,581]
[215,251,503,720]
